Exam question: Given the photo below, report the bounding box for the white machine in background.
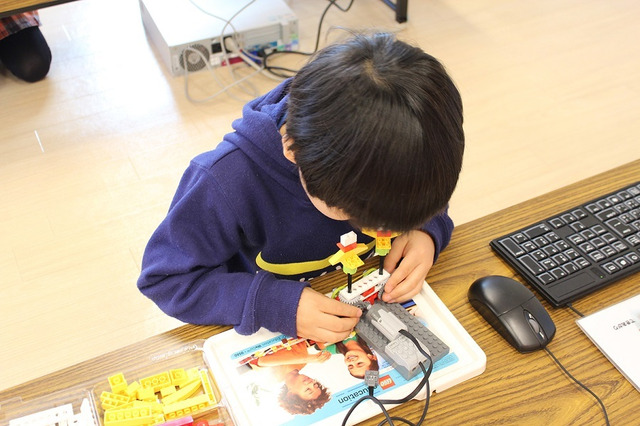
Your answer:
[140,0,299,76]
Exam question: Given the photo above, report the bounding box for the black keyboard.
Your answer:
[490,182,640,307]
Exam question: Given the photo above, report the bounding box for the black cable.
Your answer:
[341,394,395,426]
[262,0,355,78]
[544,347,610,426]
[342,330,433,426]
[566,302,585,317]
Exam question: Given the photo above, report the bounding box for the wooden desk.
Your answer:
[1,160,638,425]
[0,0,77,18]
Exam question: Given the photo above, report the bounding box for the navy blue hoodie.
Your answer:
[137,80,454,338]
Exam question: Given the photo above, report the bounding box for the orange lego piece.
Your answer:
[109,373,128,394]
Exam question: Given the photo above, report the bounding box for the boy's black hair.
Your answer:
[286,32,464,232]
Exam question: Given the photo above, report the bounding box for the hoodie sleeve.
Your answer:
[420,208,455,262]
[137,162,307,337]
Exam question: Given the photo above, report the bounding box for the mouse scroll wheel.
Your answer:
[525,311,546,339]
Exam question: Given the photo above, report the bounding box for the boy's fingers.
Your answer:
[319,295,362,319]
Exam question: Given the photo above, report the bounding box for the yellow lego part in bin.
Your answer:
[100,391,133,410]
[109,373,128,394]
[140,371,172,392]
[162,394,211,419]
[161,378,201,405]
[126,381,141,397]
[137,387,156,402]
[104,406,154,426]
[160,385,176,397]
[169,368,189,387]
[199,370,217,404]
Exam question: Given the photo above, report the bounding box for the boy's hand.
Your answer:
[381,230,435,303]
[296,287,362,343]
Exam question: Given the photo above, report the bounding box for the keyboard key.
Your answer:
[602,262,619,274]
[533,236,548,247]
[625,234,640,246]
[626,252,640,263]
[589,250,606,262]
[596,208,618,221]
[524,224,551,239]
[570,222,586,232]
[601,246,617,258]
[541,258,558,270]
[512,233,527,243]
[564,248,580,260]
[569,234,586,245]
[574,257,590,269]
[611,241,627,252]
[499,238,525,256]
[563,262,580,274]
[545,232,560,242]
[520,255,545,275]
[585,203,601,214]
[531,250,547,261]
[591,225,607,235]
[572,209,587,219]
[538,273,555,284]
[551,268,567,279]
[549,218,564,228]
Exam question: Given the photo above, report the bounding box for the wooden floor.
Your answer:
[1,0,639,392]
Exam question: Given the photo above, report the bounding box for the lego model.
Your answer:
[329,231,370,292]
[362,229,400,273]
[336,269,390,308]
[355,301,450,380]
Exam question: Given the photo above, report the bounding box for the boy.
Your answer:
[138,32,464,344]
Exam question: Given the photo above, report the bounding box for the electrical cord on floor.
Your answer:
[341,329,433,426]
[544,347,610,426]
[262,0,356,78]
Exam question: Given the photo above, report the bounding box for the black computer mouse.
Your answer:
[468,275,556,353]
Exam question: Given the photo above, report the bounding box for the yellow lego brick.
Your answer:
[151,413,166,426]
[109,373,128,394]
[161,378,201,405]
[140,371,172,392]
[104,406,154,426]
[101,391,133,410]
[169,368,189,387]
[162,394,211,419]
[137,387,156,402]
[160,385,176,398]
[126,381,141,397]
[199,370,217,404]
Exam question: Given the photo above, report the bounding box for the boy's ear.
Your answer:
[282,134,297,164]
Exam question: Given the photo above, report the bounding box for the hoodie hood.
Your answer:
[224,79,300,195]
